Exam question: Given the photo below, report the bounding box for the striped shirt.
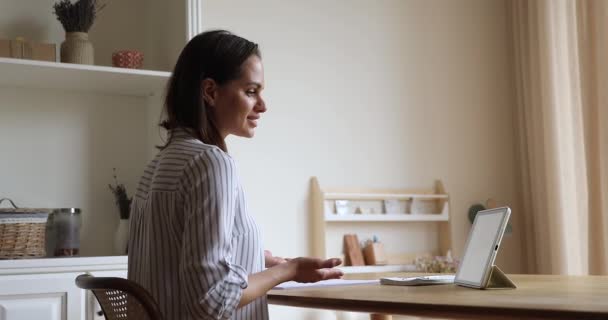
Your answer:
[128,128,268,320]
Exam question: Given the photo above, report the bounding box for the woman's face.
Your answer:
[206,55,266,139]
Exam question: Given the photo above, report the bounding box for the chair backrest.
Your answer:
[75,274,164,320]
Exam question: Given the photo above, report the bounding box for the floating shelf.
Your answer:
[325,212,449,222]
[0,57,171,97]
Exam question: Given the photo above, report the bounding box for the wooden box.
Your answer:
[0,39,56,62]
[363,242,388,265]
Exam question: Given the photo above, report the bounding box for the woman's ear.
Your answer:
[201,78,218,107]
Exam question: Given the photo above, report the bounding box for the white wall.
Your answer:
[204,1,521,317]
[0,1,63,46]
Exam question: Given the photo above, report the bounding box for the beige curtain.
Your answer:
[510,0,608,275]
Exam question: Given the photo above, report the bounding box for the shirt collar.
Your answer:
[169,127,195,140]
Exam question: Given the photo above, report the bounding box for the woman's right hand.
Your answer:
[240,257,344,309]
[287,257,344,283]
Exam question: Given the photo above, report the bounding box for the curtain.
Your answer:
[510,0,608,275]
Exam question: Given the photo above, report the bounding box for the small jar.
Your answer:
[52,208,82,257]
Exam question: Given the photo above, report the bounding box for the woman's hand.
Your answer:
[240,256,342,308]
[287,257,343,283]
[238,256,343,308]
[264,250,288,268]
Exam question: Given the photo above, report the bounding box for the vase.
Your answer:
[60,32,94,65]
[113,218,129,255]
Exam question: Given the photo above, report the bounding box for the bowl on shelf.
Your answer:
[111,50,144,69]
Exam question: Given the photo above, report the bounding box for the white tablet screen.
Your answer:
[456,208,508,285]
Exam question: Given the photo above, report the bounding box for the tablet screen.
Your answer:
[455,207,510,286]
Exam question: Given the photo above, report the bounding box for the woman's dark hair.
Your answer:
[160,30,261,151]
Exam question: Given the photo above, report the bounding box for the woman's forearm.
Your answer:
[238,261,294,308]
[237,257,343,309]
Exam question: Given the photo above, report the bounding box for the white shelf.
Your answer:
[0,57,171,97]
[325,213,449,222]
[324,192,448,200]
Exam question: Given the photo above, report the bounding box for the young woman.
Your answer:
[128,30,343,320]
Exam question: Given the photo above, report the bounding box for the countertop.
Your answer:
[0,255,128,275]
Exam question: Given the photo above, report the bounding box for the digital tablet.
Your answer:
[455,207,511,289]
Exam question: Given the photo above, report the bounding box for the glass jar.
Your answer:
[52,208,82,257]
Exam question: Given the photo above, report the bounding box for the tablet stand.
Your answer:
[484,265,516,289]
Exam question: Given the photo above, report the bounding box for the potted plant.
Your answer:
[53,0,105,64]
[108,168,131,255]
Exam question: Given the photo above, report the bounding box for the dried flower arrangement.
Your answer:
[414,251,459,273]
[53,0,106,33]
[108,168,132,220]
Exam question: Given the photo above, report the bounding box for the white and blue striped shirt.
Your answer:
[128,128,268,320]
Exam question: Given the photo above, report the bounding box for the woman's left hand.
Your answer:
[265,250,288,268]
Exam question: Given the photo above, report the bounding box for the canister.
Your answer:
[52,208,81,256]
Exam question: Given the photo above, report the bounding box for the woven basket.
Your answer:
[0,198,51,259]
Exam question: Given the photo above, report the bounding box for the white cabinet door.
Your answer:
[0,273,84,320]
[0,294,63,320]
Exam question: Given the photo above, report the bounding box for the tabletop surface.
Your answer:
[268,273,608,319]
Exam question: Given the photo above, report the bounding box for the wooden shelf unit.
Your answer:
[311,177,453,268]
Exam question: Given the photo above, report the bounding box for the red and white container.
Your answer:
[111,50,144,69]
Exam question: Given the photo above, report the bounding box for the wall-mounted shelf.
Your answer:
[0,57,170,97]
[311,177,453,272]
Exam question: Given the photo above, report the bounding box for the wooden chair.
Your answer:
[75,274,164,320]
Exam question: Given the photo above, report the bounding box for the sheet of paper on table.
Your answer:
[274,279,380,290]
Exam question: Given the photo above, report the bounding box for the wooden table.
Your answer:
[267,273,608,320]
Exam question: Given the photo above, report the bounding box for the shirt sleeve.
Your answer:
[178,148,248,320]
